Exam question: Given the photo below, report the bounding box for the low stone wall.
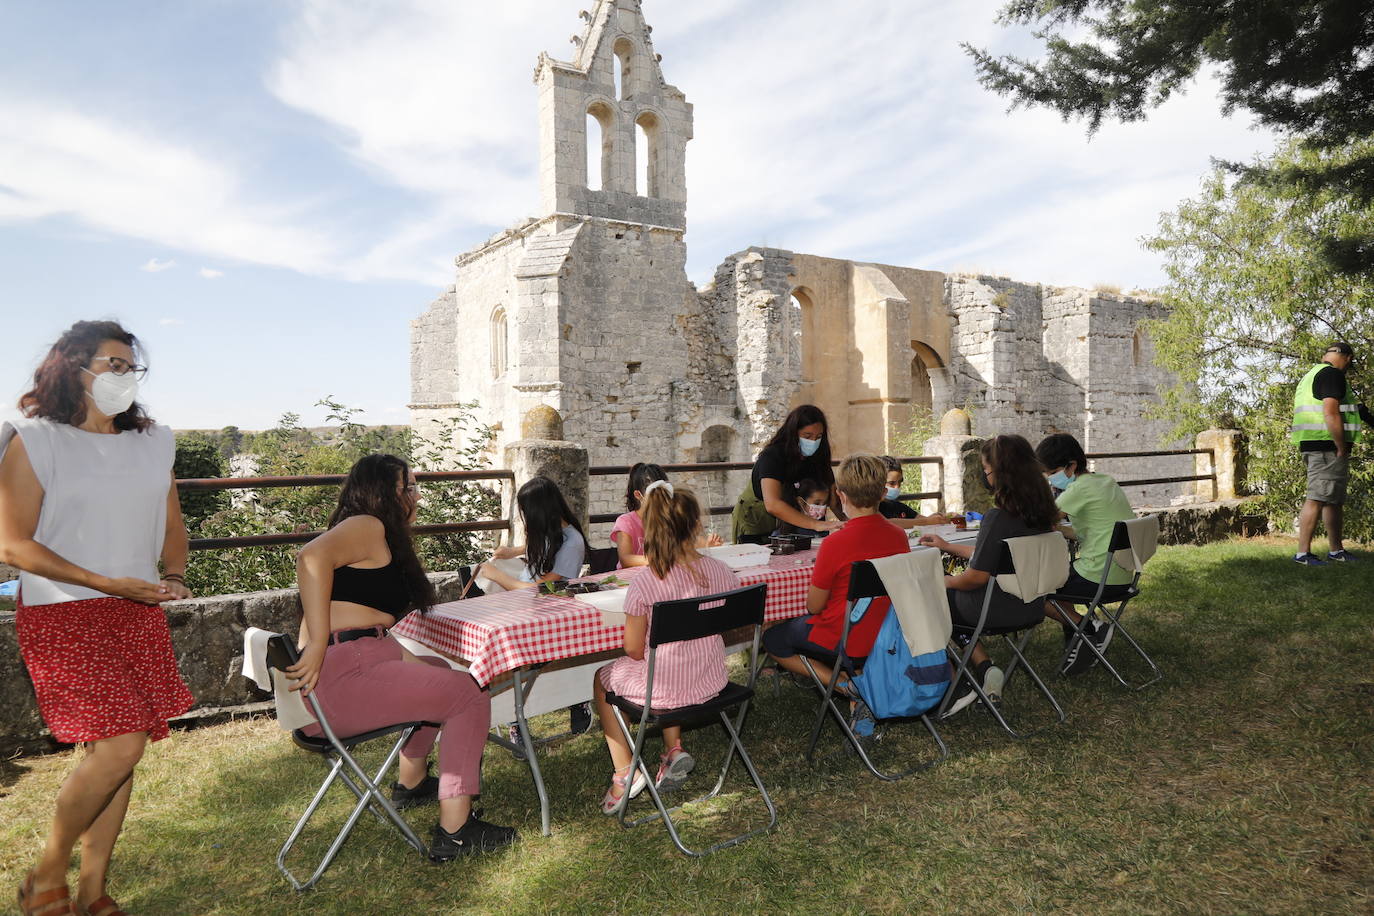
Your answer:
[1147,499,1269,546]
[0,572,465,756]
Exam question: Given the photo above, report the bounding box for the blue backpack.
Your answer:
[848,598,950,719]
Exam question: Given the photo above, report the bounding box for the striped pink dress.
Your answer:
[599,556,741,709]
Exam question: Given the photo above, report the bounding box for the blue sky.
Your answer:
[1,0,1277,430]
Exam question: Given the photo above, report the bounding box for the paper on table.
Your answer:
[912,523,958,540]
[576,588,629,626]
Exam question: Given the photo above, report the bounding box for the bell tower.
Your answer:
[535,0,692,229]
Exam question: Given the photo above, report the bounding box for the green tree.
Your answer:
[172,432,228,530]
[965,1,1374,275]
[1144,140,1373,540]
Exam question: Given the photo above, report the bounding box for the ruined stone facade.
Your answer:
[411,0,1186,519]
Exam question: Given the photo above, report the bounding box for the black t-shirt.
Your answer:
[878,498,917,520]
[750,443,831,500]
[953,507,1050,626]
[1300,365,1349,453]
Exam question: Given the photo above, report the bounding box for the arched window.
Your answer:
[635,112,658,198]
[791,288,816,385]
[585,103,614,191]
[613,38,633,100]
[490,306,508,379]
[1132,327,1146,367]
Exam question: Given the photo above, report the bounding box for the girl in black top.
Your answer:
[731,404,843,543]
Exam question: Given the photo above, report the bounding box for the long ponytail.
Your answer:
[642,483,705,585]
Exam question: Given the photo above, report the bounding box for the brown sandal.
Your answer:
[17,872,74,915]
[78,895,128,916]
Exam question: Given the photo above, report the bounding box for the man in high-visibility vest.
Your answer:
[1291,342,1362,565]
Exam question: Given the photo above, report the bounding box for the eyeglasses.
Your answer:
[404,483,420,495]
[90,356,148,380]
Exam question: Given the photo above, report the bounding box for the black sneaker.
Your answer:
[1327,550,1357,562]
[941,678,978,719]
[1294,552,1327,566]
[568,701,593,735]
[1061,620,1107,677]
[429,810,518,862]
[391,772,439,810]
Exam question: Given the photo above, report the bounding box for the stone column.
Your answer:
[503,406,589,545]
[1194,428,1246,501]
[922,408,991,515]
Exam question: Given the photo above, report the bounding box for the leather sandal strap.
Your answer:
[22,882,73,916]
[83,895,127,916]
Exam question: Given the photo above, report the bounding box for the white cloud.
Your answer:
[140,257,176,272]
[199,267,224,279]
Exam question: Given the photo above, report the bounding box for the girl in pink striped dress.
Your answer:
[594,481,740,813]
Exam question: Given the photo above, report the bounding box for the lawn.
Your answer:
[1,538,1370,915]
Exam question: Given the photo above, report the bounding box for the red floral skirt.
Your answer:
[16,595,194,743]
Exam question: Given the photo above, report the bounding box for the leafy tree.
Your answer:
[1144,140,1373,540]
[172,432,228,530]
[965,0,1374,274]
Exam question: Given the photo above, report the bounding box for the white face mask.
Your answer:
[82,367,139,417]
[804,501,827,520]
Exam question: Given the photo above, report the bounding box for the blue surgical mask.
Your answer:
[798,436,821,458]
[884,486,901,501]
[1048,470,1074,491]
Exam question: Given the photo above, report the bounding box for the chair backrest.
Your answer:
[648,582,767,648]
[266,632,300,672]
[1111,514,1160,573]
[242,627,317,732]
[847,559,886,600]
[994,532,1072,602]
[586,546,620,576]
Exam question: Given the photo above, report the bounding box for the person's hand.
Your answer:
[1336,444,1350,458]
[493,545,523,560]
[285,642,326,694]
[922,513,949,525]
[104,576,174,605]
[160,578,192,600]
[917,534,949,551]
[813,519,843,532]
[705,532,724,547]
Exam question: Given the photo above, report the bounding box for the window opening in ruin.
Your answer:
[490,306,508,379]
[585,103,613,191]
[1132,327,1145,367]
[910,355,933,411]
[613,38,633,100]
[791,289,817,387]
[635,112,658,198]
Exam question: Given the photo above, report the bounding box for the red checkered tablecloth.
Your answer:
[391,553,816,686]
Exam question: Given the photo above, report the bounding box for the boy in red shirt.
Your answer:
[762,453,910,687]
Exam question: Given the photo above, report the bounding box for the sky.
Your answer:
[0,0,1279,431]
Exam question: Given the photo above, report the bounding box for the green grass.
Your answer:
[2,538,1371,914]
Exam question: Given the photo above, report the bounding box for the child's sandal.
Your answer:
[79,896,128,916]
[600,763,647,815]
[18,872,74,916]
[655,745,696,791]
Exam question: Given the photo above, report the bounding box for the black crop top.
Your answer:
[330,559,409,618]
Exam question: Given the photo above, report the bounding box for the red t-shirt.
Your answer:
[806,513,910,657]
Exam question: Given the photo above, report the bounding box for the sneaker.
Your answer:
[941,678,978,719]
[1062,620,1110,677]
[391,770,439,810]
[982,665,1005,704]
[1327,550,1357,562]
[429,810,518,862]
[507,722,528,761]
[601,764,648,815]
[568,701,593,735]
[1294,552,1327,566]
[655,745,696,791]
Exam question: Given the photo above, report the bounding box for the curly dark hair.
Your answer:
[327,454,438,614]
[981,434,1058,529]
[19,320,154,431]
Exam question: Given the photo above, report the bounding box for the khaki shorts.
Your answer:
[1304,452,1349,504]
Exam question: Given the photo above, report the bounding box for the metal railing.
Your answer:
[176,469,513,552]
[1085,448,1217,497]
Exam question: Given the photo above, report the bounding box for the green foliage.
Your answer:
[172,432,228,530]
[184,399,500,597]
[1144,141,1374,539]
[966,1,1374,275]
[887,406,940,459]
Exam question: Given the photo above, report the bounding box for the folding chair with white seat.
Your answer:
[241,628,432,890]
[936,532,1070,739]
[799,558,950,780]
[602,582,777,857]
[1049,514,1162,690]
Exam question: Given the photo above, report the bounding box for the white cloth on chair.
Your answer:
[869,550,951,656]
[474,557,526,594]
[996,532,1071,602]
[242,627,317,732]
[1113,515,1160,573]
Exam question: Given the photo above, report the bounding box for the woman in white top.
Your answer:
[0,320,193,916]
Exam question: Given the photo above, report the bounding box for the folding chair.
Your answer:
[242,628,432,890]
[586,546,620,575]
[1049,514,1162,690]
[937,532,1070,739]
[603,582,778,857]
[799,559,949,780]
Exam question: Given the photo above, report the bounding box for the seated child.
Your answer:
[877,455,948,529]
[771,478,832,537]
[612,462,722,569]
[595,481,740,812]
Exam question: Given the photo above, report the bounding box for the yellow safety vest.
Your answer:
[1291,364,1363,446]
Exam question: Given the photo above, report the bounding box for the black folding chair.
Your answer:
[586,546,620,575]
[798,559,949,780]
[248,629,433,890]
[603,582,777,857]
[1049,515,1162,690]
[936,533,1069,739]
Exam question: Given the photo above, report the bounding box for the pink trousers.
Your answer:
[302,634,489,800]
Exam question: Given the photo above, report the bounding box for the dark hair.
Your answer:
[518,476,586,579]
[981,435,1058,530]
[327,454,438,613]
[642,485,706,584]
[19,320,154,431]
[763,404,833,484]
[792,477,829,509]
[878,455,902,475]
[1327,341,1354,357]
[625,462,667,512]
[1035,433,1088,475]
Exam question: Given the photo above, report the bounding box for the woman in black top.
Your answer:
[731,404,843,543]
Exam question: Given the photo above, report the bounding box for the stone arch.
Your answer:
[700,424,734,462]
[791,287,819,397]
[910,340,947,416]
[634,110,659,198]
[490,305,508,379]
[585,100,614,191]
[612,37,634,100]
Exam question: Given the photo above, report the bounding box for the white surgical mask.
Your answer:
[884,485,901,501]
[82,367,139,416]
[798,436,821,457]
[804,501,827,520]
